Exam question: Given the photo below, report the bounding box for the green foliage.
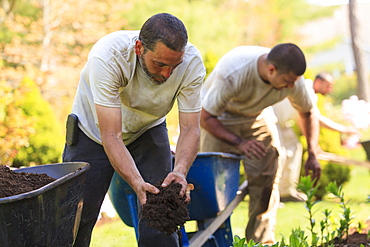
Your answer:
[118,0,333,60]
[13,0,42,21]
[0,80,35,166]
[120,0,246,58]
[288,228,310,247]
[330,74,358,105]
[0,26,16,47]
[12,77,64,167]
[231,235,246,247]
[316,163,351,200]
[231,228,310,247]
[319,209,335,245]
[296,178,361,246]
[297,176,320,246]
[203,51,221,77]
[326,181,354,243]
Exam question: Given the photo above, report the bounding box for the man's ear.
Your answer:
[267,63,277,76]
[135,40,144,56]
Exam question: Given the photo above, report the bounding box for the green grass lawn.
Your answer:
[91,165,370,246]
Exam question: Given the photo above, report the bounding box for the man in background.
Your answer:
[271,72,359,202]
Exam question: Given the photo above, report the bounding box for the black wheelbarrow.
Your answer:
[108,152,248,247]
[0,162,90,247]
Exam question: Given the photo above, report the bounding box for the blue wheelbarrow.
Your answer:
[0,162,90,247]
[108,152,248,247]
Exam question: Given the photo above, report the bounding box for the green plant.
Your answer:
[296,177,359,246]
[231,235,246,247]
[325,181,354,243]
[319,209,335,246]
[230,228,310,247]
[297,176,320,246]
[288,228,310,247]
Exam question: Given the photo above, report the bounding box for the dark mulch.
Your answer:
[0,165,56,198]
[319,221,370,247]
[140,180,189,235]
[336,231,369,246]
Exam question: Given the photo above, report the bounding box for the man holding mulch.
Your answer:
[63,13,205,247]
[199,43,321,245]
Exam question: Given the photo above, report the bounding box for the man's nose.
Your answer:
[286,81,295,89]
[161,66,174,78]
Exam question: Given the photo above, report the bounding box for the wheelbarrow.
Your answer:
[0,162,90,247]
[108,152,248,247]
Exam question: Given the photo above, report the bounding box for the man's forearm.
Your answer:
[173,125,200,177]
[300,110,320,156]
[200,110,243,147]
[102,134,144,190]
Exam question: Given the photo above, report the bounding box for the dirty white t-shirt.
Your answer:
[202,46,313,125]
[72,30,205,145]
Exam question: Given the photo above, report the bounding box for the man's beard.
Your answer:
[139,56,168,85]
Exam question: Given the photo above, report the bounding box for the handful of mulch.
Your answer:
[140,180,191,235]
[0,165,56,198]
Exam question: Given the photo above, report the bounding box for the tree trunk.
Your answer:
[348,0,370,102]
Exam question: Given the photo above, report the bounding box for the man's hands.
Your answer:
[137,170,191,206]
[304,154,321,184]
[237,139,267,159]
[162,171,191,202]
[136,182,160,206]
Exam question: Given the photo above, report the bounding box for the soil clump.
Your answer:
[0,165,56,198]
[141,180,189,235]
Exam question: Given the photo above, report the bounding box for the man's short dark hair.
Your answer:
[267,43,306,76]
[139,13,188,53]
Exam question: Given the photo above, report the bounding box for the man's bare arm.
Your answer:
[162,111,200,199]
[299,109,321,181]
[95,104,159,205]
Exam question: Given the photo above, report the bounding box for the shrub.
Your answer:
[0,80,35,166]
[11,77,64,167]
